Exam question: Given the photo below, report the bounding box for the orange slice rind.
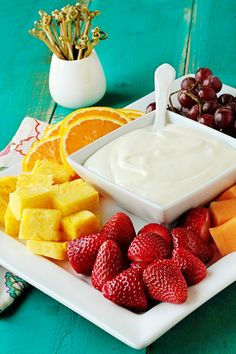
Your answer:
[22,136,62,173]
[59,106,129,134]
[60,116,124,174]
[41,121,62,139]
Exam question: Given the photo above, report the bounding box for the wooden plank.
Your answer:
[186,0,236,87]
[51,0,194,122]
[0,289,144,354]
[0,0,68,150]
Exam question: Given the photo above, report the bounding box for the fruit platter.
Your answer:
[1,70,236,349]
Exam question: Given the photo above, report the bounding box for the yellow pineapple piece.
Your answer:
[62,210,99,240]
[27,240,67,260]
[16,173,53,189]
[9,186,53,220]
[0,176,17,196]
[5,204,20,237]
[19,208,62,241]
[32,160,71,184]
[94,211,102,229]
[0,194,9,226]
[52,179,99,216]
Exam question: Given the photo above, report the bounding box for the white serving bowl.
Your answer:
[67,110,236,224]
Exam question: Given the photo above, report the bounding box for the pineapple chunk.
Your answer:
[5,204,20,237]
[32,160,70,184]
[62,210,99,240]
[19,208,62,241]
[27,240,67,260]
[52,179,99,216]
[9,186,53,220]
[0,176,17,196]
[16,173,53,189]
[94,211,102,229]
[0,194,9,226]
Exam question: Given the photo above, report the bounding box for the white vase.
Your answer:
[49,51,106,109]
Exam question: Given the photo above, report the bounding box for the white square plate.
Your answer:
[0,76,236,349]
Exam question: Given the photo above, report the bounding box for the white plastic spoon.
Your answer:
[152,63,176,132]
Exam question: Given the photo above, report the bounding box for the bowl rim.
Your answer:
[67,109,236,220]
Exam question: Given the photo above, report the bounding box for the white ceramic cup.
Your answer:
[49,50,106,109]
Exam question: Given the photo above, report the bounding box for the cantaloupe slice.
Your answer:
[209,199,236,226]
[210,217,236,256]
[217,185,236,201]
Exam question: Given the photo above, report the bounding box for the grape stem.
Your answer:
[168,90,180,111]
[168,89,203,114]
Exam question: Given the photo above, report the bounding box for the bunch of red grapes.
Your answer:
[146,68,236,137]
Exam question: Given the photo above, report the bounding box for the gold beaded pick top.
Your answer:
[29,3,108,60]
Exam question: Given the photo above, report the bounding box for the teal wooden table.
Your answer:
[1,1,236,353]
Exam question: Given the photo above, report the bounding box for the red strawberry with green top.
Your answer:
[143,259,188,304]
[91,240,126,291]
[67,233,106,275]
[129,261,149,276]
[172,248,207,285]
[177,207,211,242]
[128,232,171,264]
[138,223,172,244]
[102,268,147,311]
[172,227,213,264]
[101,212,136,250]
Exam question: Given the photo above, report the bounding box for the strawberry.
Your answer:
[128,232,171,263]
[129,261,149,275]
[91,240,126,291]
[67,233,106,275]
[138,223,172,244]
[102,268,147,311]
[177,207,211,242]
[101,212,136,250]
[143,259,188,304]
[172,227,213,264]
[172,248,207,285]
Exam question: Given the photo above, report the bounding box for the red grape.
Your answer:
[230,120,236,136]
[194,82,202,95]
[202,76,222,93]
[146,102,156,113]
[214,107,234,130]
[178,90,195,108]
[197,114,215,128]
[187,104,199,120]
[218,94,234,106]
[225,102,236,116]
[181,77,196,91]
[198,87,216,101]
[195,68,212,83]
[181,106,189,115]
[202,100,218,114]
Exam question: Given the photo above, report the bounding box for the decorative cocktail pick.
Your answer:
[29,3,108,60]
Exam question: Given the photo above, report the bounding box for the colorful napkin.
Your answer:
[0,117,48,313]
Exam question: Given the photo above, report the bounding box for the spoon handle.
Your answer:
[152,64,176,132]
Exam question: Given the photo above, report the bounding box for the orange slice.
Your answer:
[60,107,128,134]
[42,121,62,139]
[118,108,144,120]
[60,117,124,174]
[22,136,62,172]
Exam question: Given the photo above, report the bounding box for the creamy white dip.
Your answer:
[84,124,236,205]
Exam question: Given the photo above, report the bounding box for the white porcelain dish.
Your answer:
[1,163,236,350]
[68,80,236,224]
[1,76,236,349]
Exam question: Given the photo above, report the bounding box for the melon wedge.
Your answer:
[209,199,236,226]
